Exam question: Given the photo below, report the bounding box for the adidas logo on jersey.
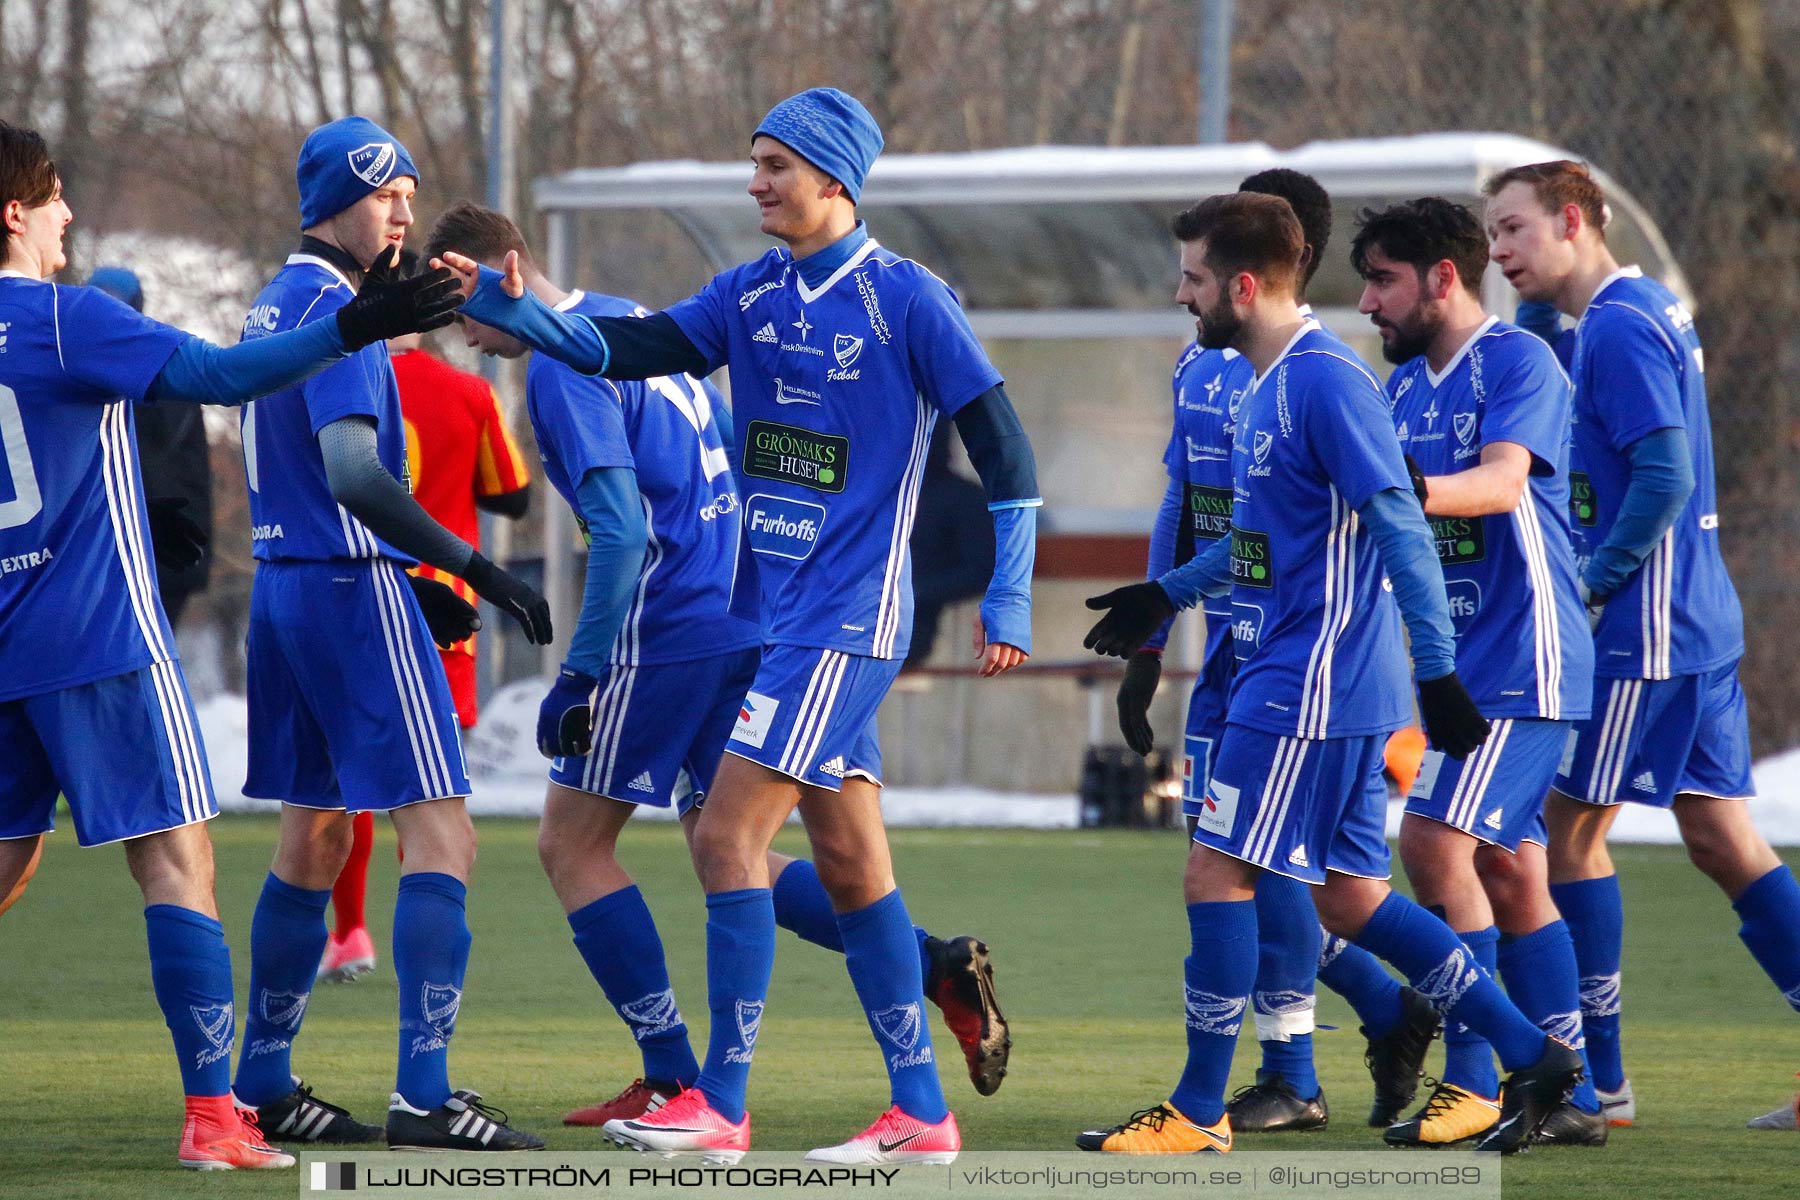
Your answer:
[753,321,779,344]
[1631,771,1657,793]
[1287,844,1309,868]
[818,756,846,778]
[1483,808,1504,830]
[628,772,656,794]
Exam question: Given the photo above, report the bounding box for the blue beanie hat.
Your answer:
[88,266,144,311]
[296,115,418,229]
[753,88,884,204]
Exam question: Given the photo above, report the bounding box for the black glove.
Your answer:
[461,551,554,645]
[1116,650,1162,755]
[1403,454,1430,506]
[1417,671,1491,760]
[146,496,207,573]
[1083,581,1176,659]
[335,245,464,351]
[537,666,599,758]
[407,575,481,649]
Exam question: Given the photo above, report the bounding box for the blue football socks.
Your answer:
[1497,921,1601,1112]
[392,872,472,1110]
[145,905,237,1097]
[568,886,699,1087]
[233,873,330,1106]
[1440,926,1500,1098]
[1318,929,1406,1036]
[1353,893,1545,1072]
[1549,875,1625,1091]
[1733,864,1800,1013]
[838,890,948,1123]
[1169,900,1257,1125]
[771,860,934,987]
[1251,873,1320,1098]
[693,889,776,1124]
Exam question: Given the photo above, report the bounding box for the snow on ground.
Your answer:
[196,687,1800,842]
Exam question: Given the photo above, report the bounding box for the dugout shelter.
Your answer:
[531,134,1688,790]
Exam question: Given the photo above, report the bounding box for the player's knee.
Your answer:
[689,822,755,893]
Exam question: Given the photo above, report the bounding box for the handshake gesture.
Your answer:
[335,245,465,351]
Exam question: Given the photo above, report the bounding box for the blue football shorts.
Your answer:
[1554,663,1753,808]
[1406,718,1570,852]
[244,559,469,811]
[0,660,217,846]
[550,647,760,815]
[1193,725,1392,884]
[723,644,901,790]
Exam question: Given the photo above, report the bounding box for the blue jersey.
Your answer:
[0,274,187,701]
[1226,320,1413,739]
[1570,268,1743,678]
[239,254,413,563]
[527,289,759,666]
[665,238,1002,659]
[1388,318,1592,720]
[1164,342,1248,661]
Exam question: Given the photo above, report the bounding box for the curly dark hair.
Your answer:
[1351,197,1489,297]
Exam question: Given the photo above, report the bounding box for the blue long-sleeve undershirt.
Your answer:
[563,466,649,678]
[1156,488,1457,682]
[460,268,700,379]
[1585,427,1694,597]
[145,320,347,406]
[952,386,1040,652]
[1359,487,1457,681]
[1143,476,1184,652]
[1157,536,1231,608]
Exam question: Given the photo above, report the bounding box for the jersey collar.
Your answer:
[1580,264,1645,325]
[794,237,880,306]
[285,252,357,292]
[1425,314,1501,388]
[1251,316,1321,390]
[553,289,585,312]
[0,268,41,282]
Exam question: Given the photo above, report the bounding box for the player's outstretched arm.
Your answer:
[145,248,461,406]
[318,416,553,644]
[434,251,709,382]
[536,466,648,758]
[1358,487,1489,759]
[951,385,1040,676]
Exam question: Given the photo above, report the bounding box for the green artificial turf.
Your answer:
[0,817,1793,1198]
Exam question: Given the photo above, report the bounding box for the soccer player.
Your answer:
[1355,197,1606,1147]
[1080,192,1583,1155]
[436,88,1037,1164]
[229,116,551,1152]
[314,267,536,987]
[1119,169,1441,1136]
[1485,160,1800,1127]
[0,118,458,1169]
[428,202,1014,1130]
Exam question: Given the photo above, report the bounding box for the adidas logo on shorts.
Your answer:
[818,756,846,778]
[753,322,779,344]
[1631,771,1657,793]
[1483,808,1504,830]
[628,772,656,794]
[1287,844,1309,868]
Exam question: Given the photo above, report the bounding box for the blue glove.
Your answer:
[537,666,599,759]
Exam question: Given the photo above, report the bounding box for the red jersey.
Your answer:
[392,348,530,674]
